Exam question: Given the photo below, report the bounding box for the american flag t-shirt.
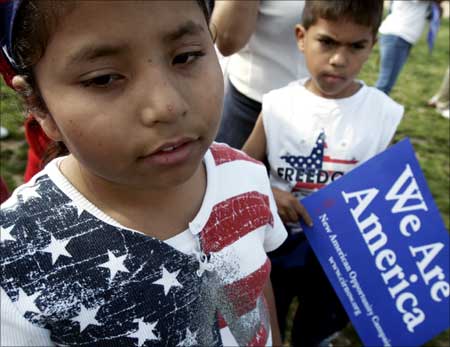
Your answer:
[1,143,287,346]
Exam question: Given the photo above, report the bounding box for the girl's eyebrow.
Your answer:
[64,21,204,68]
[163,20,205,42]
[66,43,131,67]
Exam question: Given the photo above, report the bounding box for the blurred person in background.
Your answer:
[428,66,449,119]
[375,0,433,95]
[212,0,308,149]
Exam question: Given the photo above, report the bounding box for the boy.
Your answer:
[243,1,404,346]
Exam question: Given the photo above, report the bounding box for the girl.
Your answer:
[0,1,286,346]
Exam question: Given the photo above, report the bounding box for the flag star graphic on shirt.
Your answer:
[177,328,198,346]
[128,318,159,346]
[153,266,183,295]
[66,201,85,217]
[1,224,16,242]
[41,235,73,265]
[98,250,130,281]
[71,304,101,332]
[282,132,326,170]
[18,185,41,202]
[15,288,41,314]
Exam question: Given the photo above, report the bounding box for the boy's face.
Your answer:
[34,1,223,190]
[296,17,375,99]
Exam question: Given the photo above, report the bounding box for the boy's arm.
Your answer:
[263,278,283,347]
[243,115,313,226]
[242,113,266,161]
[210,1,260,56]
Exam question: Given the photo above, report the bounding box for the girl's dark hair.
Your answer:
[302,0,384,37]
[12,0,212,167]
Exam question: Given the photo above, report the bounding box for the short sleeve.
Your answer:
[1,289,52,346]
[378,97,404,152]
[261,175,287,252]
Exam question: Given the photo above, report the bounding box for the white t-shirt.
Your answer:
[262,79,404,199]
[379,0,430,44]
[227,0,308,103]
[1,143,286,346]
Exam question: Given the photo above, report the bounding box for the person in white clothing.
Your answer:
[243,1,403,346]
[0,1,287,346]
[375,0,433,94]
[211,1,309,149]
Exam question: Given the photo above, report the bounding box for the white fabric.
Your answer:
[379,0,430,44]
[1,144,287,346]
[262,79,404,198]
[227,0,308,102]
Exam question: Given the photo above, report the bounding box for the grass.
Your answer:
[0,16,449,347]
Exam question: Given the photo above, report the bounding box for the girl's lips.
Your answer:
[139,139,197,166]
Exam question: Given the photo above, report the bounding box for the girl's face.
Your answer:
[34,1,223,190]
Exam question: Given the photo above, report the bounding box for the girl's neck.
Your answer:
[59,155,207,240]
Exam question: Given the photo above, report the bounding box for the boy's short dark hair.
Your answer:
[302,0,384,37]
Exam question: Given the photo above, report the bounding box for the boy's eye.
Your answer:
[319,38,335,47]
[351,43,366,50]
[172,51,205,65]
[81,74,124,88]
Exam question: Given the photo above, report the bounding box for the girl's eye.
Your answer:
[81,74,123,88]
[172,51,205,65]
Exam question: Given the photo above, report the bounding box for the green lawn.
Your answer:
[0,16,449,347]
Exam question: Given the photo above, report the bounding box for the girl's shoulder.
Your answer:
[209,142,263,167]
[1,174,63,262]
[206,142,273,198]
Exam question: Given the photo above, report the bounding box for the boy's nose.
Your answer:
[329,48,348,68]
[138,70,188,126]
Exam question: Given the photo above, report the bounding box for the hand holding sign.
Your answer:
[301,139,449,347]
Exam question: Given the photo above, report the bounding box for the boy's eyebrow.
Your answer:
[316,33,370,45]
[66,43,131,66]
[163,20,205,42]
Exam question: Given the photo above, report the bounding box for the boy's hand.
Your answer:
[272,188,313,226]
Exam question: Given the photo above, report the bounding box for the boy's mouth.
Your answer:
[322,73,345,83]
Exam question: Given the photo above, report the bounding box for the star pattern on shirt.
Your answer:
[71,303,101,332]
[153,266,183,295]
[98,250,130,281]
[177,328,198,346]
[15,288,41,314]
[282,132,326,170]
[66,201,85,218]
[128,318,159,346]
[41,235,73,265]
[1,224,16,243]
[18,185,41,202]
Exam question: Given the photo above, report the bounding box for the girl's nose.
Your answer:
[138,70,188,126]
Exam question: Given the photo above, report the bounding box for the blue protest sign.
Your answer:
[301,138,449,347]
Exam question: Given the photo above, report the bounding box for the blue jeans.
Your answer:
[375,34,412,95]
[215,80,262,149]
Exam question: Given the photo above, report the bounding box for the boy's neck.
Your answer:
[305,78,362,99]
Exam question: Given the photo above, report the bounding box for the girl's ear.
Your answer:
[12,75,63,141]
[31,111,63,142]
[295,24,307,52]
